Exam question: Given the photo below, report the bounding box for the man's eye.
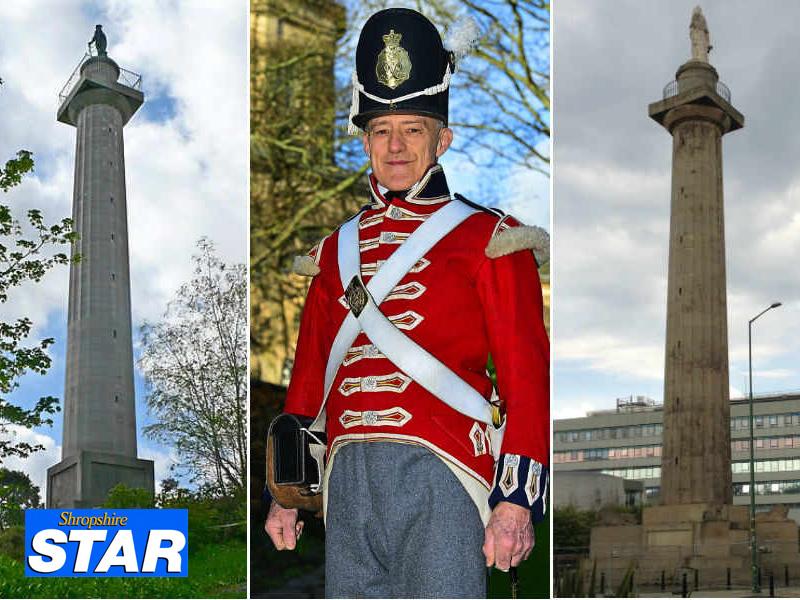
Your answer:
[405,127,422,135]
[373,129,389,136]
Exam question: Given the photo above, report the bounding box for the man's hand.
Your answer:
[265,500,303,550]
[483,501,535,571]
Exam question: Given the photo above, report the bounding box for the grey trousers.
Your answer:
[325,442,486,598]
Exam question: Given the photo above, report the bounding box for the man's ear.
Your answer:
[361,133,370,157]
[436,127,453,158]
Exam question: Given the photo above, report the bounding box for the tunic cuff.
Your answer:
[488,454,549,523]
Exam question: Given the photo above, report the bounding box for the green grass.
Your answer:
[0,539,246,599]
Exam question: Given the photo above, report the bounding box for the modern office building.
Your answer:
[555,392,800,522]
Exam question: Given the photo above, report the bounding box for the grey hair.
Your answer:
[365,116,446,135]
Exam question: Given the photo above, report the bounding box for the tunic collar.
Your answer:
[368,164,451,208]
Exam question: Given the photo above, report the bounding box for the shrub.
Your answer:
[103,484,155,508]
[0,526,23,563]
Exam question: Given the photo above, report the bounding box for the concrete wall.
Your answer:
[555,471,629,510]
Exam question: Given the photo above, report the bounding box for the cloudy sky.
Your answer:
[0,0,247,493]
[553,0,800,419]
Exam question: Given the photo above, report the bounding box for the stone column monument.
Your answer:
[650,5,742,507]
[47,28,154,507]
[586,9,800,589]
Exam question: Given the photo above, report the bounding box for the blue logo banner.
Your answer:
[25,509,188,577]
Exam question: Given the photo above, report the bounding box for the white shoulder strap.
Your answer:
[310,201,476,430]
[353,284,495,425]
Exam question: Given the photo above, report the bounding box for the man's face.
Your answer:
[362,114,453,191]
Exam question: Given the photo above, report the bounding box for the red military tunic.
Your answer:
[284,164,549,523]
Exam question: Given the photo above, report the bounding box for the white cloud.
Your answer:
[556,333,663,382]
[554,397,612,421]
[2,426,61,501]
[498,164,550,229]
[730,385,745,400]
[138,442,180,494]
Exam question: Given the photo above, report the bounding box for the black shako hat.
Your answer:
[349,8,453,133]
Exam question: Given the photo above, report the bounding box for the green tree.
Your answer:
[102,483,154,509]
[554,505,598,554]
[250,2,367,383]
[0,149,77,461]
[0,468,41,531]
[140,239,247,496]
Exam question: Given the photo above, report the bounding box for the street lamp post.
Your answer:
[749,301,782,594]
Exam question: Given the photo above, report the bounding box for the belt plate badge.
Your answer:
[345,276,368,317]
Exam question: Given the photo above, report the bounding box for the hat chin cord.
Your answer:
[347,64,452,135]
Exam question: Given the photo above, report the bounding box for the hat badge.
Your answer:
[376,29,412,90]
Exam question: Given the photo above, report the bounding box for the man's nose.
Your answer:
[388,130,406,152]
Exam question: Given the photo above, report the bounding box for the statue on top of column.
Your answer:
[690,7,711,62]
[89,25,108,57]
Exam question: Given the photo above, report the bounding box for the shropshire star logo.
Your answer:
[376,29,412,89]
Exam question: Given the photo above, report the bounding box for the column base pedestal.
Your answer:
[585,503,800,592]
[46,450,154,508]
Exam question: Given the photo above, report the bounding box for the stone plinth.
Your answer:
[46,451,154,508]
[587,504,800,591]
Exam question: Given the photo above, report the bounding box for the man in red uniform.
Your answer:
[265,8,549,597]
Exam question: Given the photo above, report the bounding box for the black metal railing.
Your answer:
[662,78,731,103]
[58,52,142,106]
[716,80,731,102]
[663,79,679,99]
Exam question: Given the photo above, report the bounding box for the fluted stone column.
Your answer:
[649,59,744,506]
[47,54,154,508]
